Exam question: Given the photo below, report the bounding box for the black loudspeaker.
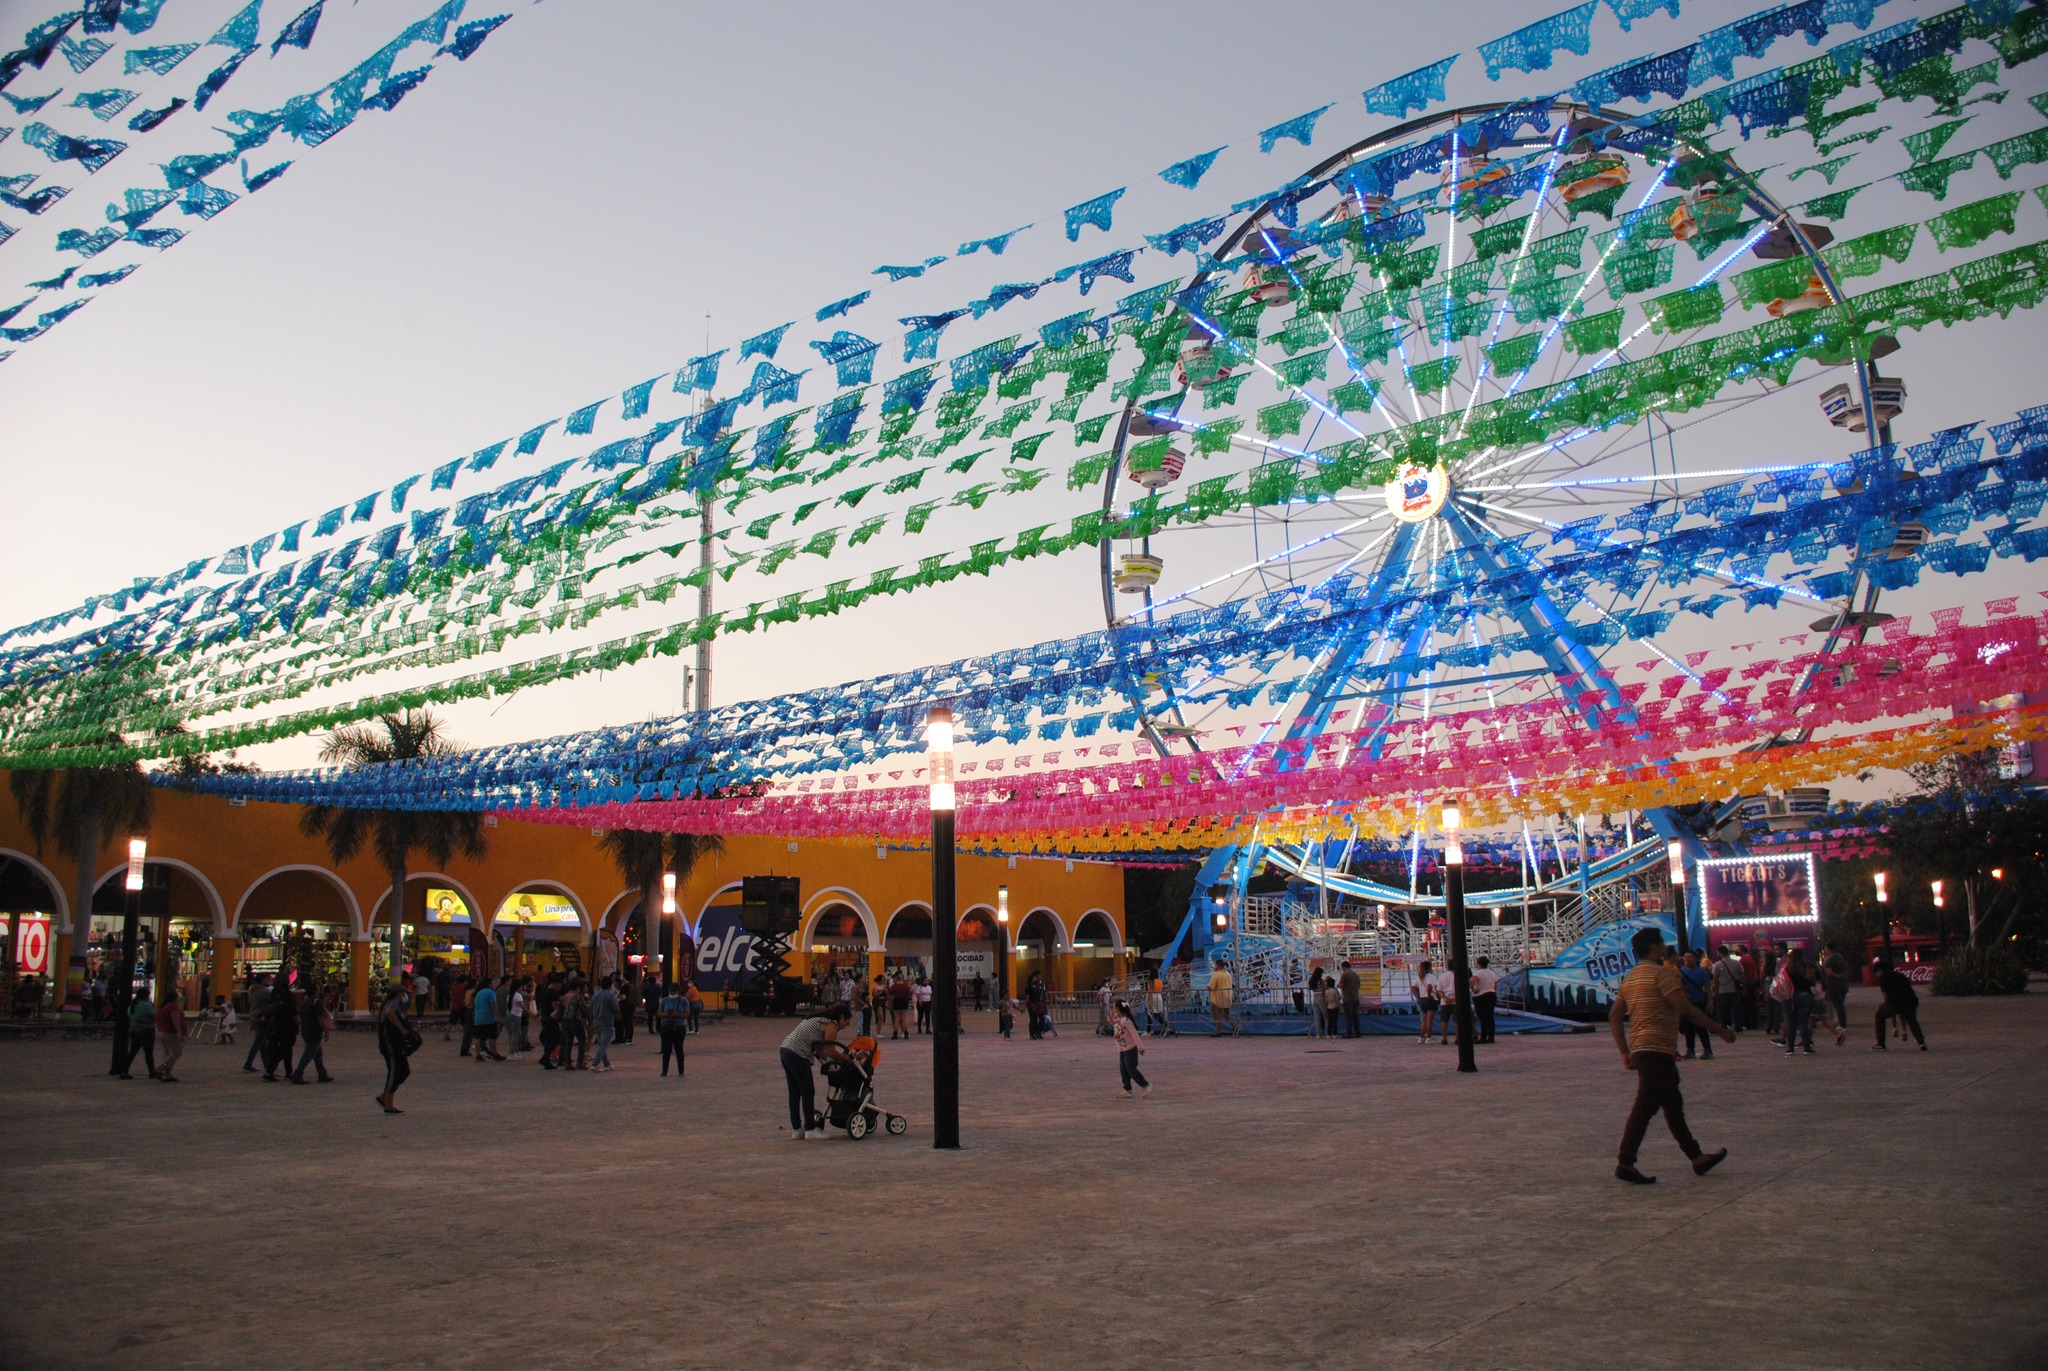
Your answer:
[740,876,801,935]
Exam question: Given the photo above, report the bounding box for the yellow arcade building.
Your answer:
[0,785,1127,1016]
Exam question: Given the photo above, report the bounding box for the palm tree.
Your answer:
[8,740,154,1015]
[299,710,485,988]
[597,828,725,982]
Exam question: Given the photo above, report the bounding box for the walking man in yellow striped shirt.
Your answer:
[1610,927,1735,1185]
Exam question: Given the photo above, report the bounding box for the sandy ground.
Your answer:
[1,988,2043,1371]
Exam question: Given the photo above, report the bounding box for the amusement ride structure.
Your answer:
[5,1,2048,1025]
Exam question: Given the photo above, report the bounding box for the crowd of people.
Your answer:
[90,931,1941,1173]
[808,966,992,1040]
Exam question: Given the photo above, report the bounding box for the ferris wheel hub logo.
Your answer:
[1386,463,1450,523]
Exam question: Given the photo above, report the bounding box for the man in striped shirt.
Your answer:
[1609,927,1735,1185]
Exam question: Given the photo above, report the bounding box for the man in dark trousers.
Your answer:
[1872,957,1927,1050]
[1609,927,1735,1185]
[261,983,299,1082]
[1338,960,1362,1038]
[242,972,273,1073]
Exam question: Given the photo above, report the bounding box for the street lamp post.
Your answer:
[1443,801,1477,1074]
[1931,879,1946,951]
[1667,840,1689,956]
[1875,871,1891,961]
[927,707,960,1150]
[995,884,1010,1003]
[108,837,146,1077]
[661,871,678,987]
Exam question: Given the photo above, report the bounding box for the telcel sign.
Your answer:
[693,904,759,992]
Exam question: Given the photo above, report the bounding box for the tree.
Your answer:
[598,828,724,983]
[299,711,485,989]
[7,738,153,1015]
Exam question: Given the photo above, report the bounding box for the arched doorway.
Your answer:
[89,860,226,1012]
[486,883,590,982]
[806,903,869,988]
[368,874,486,999]
[1071,910,1122,991]
[235,867,358,1002]
[601,890,658,983]
[0,852,63,1016]
[957,908,1002,1005]
[882,904,934,979]
[1014,908,1065,992]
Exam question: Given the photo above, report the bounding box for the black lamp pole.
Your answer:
[928,708,960,1150]
[108,839,145,1077]
[1444,805,1477,1074]
[995,886,1010,1003]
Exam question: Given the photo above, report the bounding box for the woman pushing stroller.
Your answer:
[779,1002,854,1141]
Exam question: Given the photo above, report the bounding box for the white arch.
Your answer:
[231,865,364,939]
[690,881,744,937]
[1014,906,1069,951]
[800,887,880,950]
[0,847,69,923]
[1071,908,1124,954]
[881,900,935,943]
[600,888,641,934]
[94,857,228,936]
[367,872,488,936]
[486,879,590,934]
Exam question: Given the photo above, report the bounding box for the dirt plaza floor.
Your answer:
[1,988,2043,1371]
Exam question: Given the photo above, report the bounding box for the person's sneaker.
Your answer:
[1117,1092,1133,1100]
[1871,1044,1887,1051]
[1803,1047,1817,1055]
[804,1130,827,1140]
[1835,1032,1846,1046]
[289,1076,306,1085]
[242,1063,258,1073]
[1692,1148,1729,1176]
[1919,1043,1928,1051]
[317,1075,334,1083]
[1615,1165,1656,1185]
[790,1129,806,1141]
[1139,1084,1152,1097]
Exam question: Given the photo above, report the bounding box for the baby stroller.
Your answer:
[823,1036,908,1140]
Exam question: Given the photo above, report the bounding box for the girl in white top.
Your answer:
[508,984,530,1058]
[1433,968,1459,1043]
[1414,960,1439,1043]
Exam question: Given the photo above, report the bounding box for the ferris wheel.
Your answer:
[1095,99,1903,815]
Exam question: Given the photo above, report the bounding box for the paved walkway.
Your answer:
[0,988,2042,1370]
